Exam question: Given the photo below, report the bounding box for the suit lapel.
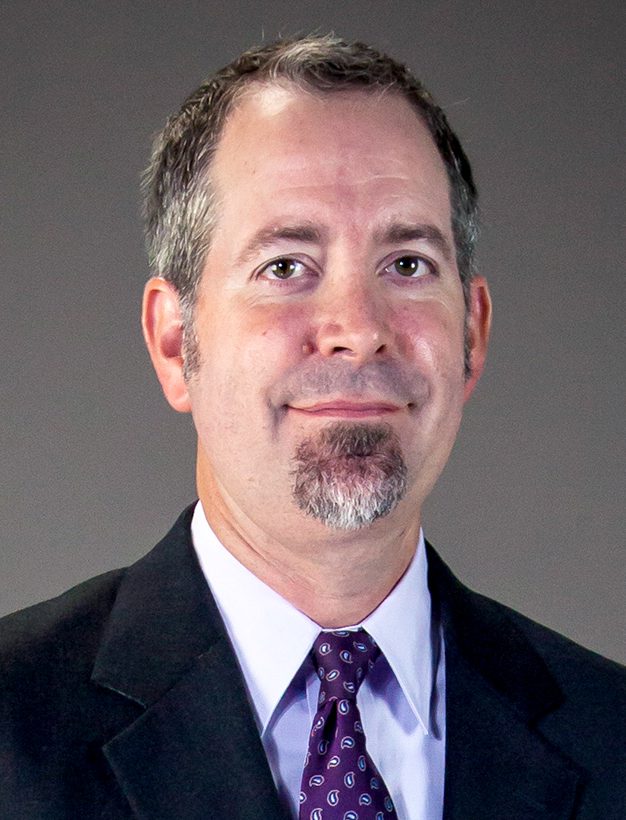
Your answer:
[91,506,288,819]
[426,545,582,819]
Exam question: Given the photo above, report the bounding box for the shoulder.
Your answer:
[501,597,625,683]
[466,585,626,710]
[430,546,626,783]
[491,596,626,742]
[0,569,142,814]
[426,540,625,689]
[0,568,125,672]
[0,569,131,734]
[437,551,625,703]
[481,591,626,800]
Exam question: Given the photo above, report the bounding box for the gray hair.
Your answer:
[143,34,479,368]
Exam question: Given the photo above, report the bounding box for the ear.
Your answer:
[463,275,492,402]
[141,277,191,413]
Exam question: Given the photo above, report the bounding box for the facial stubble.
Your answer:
[291,422,408,531]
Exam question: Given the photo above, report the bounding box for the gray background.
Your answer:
[2,0,624,663]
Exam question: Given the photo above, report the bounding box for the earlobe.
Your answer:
[141,277,191,413]
[463,275,492,402]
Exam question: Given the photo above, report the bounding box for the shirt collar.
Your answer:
[191,501,435,736]
[360,529,433,734]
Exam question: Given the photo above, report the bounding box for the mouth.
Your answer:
[287,400,404,419]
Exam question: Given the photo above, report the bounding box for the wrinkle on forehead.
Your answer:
[209,84,454,249]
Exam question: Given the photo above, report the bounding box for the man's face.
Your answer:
[172,85,489,541]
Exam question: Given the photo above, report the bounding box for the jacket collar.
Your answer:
[91,504,289,819]
[426,543,583,819]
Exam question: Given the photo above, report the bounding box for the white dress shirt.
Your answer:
[191,501,446,820]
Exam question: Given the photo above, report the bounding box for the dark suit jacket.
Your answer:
[1,505,625,819]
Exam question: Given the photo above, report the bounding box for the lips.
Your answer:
[288,400,403,418]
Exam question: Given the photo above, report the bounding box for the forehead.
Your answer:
[209,84,452,235]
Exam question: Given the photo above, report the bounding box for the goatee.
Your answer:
[291,422,408,530]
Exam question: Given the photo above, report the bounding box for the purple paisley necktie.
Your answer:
[298,629,398,820]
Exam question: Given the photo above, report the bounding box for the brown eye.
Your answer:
[266,258,303,279]
[390,256,429,277]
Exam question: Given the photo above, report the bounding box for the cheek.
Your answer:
[253,306,308,348]
[395,301,465,376]
[241,302,309,373]
[198,299,309,395]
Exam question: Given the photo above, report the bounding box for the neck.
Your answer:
[197,473,421,628]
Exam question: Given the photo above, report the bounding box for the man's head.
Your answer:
[143,35,479,378]
[142,36,491,540]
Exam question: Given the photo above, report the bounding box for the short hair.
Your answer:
[143,33,479,320]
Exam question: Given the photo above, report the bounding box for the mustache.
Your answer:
[271,358,429,407]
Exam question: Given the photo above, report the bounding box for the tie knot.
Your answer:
[312,629,380,705]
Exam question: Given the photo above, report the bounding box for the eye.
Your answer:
[384,255,435,278]
[259,257,306,280]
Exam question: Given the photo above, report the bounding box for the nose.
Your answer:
[312,277,390,364]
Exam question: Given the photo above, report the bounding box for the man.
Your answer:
[1,34,624,820]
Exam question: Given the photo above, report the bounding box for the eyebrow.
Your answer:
[235,223,322,267]
[374,222,455,262]
[234,220,454,268]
